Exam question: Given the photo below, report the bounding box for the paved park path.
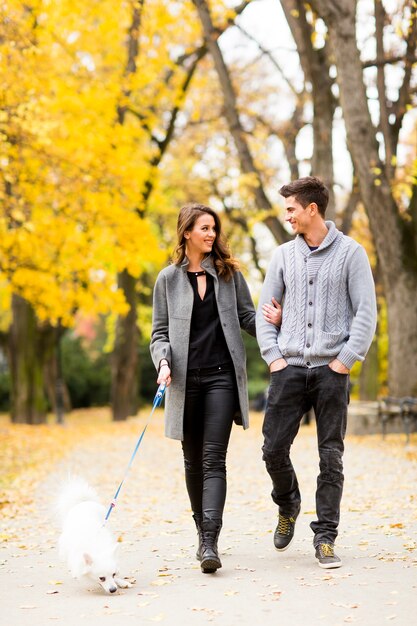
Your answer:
[1,409,416,626]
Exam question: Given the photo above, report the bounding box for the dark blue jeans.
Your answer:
[262,365,349,546]
[181,365,236,528]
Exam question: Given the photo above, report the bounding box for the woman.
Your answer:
[150,203,280,574]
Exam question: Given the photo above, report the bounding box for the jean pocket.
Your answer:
[270,365,289,382]
[327,365,349,377]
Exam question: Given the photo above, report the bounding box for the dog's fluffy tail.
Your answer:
[56,476,99,522]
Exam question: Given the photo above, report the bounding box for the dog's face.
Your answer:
[83,552,120,594]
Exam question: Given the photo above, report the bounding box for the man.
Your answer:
[256,176,377,569]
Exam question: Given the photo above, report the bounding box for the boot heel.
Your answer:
[201,556,221,573]
[200,523,222,573]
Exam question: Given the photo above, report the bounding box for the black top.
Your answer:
[187,271,232,370]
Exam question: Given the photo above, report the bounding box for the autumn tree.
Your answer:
[192,0,290,244]
[110,0,265,419]
[0,0,163,422]
[309,0,417,395]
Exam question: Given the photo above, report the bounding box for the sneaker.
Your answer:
[315,543,342,569]
[273,509,299,551]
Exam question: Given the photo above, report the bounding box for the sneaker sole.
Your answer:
[274,535,295,552]
[317,560,342,569]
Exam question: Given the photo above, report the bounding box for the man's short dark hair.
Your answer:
[279,176,329,217]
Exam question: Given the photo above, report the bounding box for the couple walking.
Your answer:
[150,176,377,573]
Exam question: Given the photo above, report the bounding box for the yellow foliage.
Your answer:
[0,0,200,326]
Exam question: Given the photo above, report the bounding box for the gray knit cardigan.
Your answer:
[256,221,377,369]
[150,255,256,440]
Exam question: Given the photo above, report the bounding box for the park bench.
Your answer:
[378,396,417,443]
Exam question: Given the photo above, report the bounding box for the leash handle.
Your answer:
[103,383,166,523]
[153,382,166,408]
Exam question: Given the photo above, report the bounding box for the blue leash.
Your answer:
[104,382,166,523]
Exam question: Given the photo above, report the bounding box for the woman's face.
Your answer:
[184,213,216,257]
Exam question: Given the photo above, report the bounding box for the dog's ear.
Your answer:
[83,553,93,566]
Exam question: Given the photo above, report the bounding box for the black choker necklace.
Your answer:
[188,270,206,276]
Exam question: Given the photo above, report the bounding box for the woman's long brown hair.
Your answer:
[172,203,239,280]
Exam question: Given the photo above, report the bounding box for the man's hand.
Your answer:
[262,297,282,327]
[270,358,288,373]
[328,359,350,374]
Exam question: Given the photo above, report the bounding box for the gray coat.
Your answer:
[150,255,256,440]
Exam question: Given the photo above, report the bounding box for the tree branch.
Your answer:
[234,23,301,97]
[192,0,290,244]
[210,180,265,280]
[117,0,144,125]
[375,0,394,179]
[141,46,207,204]
[390,0,417,153]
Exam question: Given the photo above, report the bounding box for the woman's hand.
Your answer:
[262,297,282,327]
[157,363,172,387]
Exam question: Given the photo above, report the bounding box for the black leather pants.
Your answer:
[181,365,236,527]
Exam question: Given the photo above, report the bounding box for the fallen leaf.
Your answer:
[151,579,171,586]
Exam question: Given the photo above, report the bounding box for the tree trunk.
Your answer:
[281,0,336,217]
[385,276,417,396]
[192,0,290,244]
[111,4,253,421]
[358,337,379,400]
[111,270,138,421]
[9,294,48,424]
[311,0,417,396]
[43,324,71,422]
[111,3,142,422]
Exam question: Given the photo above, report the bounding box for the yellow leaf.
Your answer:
[10,209,25,222]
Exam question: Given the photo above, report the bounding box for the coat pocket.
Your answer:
[318,329,345,356]
[277,331,301,357]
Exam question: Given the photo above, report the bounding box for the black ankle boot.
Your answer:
[192,514,203,561]
[200,521,222,573]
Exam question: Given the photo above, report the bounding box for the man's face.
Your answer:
[284,195,312,235]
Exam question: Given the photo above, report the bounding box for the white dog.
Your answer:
[57,476,131,593]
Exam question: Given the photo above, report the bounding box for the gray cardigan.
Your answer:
[256,221,377,369]
[150,255,256,440]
